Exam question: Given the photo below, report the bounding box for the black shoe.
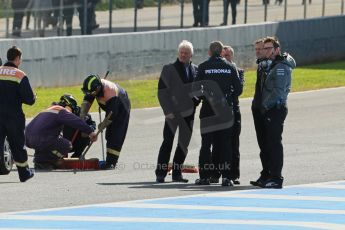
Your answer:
[156,176,165,183]
[263,178,283,189]
[209,177,220,184]
[231,178,240,185]
[220,22,227,26]
[92,24,100,30]
[18,167,34,182]
[250,176,269,187]
[172,175,188,183]
[34,162,54,170]
[221,178,234,187]
[12,31,21,37]
[195,178,210,185]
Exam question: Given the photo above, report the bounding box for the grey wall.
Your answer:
[1,15,344,87]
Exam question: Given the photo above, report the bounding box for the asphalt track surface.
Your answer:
[1,87,344,217]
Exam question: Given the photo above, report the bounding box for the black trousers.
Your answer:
[252,106,287,179]
[78,5,93,34]
[11,0,29,34]
[63,126,90,158]
[63,7,74,36]
[210,109,240,180]
[200,127,233,179]
[264,106,287,178]
[192,0,210,26]
[223,0,238,25]
[0,114,28,164]
[106,95,131,153]
[155,113,194,178]
[230,109,241,179]
[252,106,271,178]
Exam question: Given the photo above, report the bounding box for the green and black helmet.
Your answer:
[81,74,102,96]
[59,94,79,114]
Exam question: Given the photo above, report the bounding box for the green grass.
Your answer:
[96,0,189,10]
[23,60,345,118]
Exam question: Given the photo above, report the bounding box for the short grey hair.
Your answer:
[178,40,194,55]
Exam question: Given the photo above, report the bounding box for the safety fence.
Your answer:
[0,0,344,39]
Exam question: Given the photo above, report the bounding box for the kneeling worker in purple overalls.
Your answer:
[25,95,97,170]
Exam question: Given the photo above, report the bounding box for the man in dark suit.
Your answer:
[192,0,210,27]
[155,40,198,183]
[11,0,29,37]
[221,0,240,25]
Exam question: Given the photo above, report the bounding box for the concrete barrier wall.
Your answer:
[1,15,344,87]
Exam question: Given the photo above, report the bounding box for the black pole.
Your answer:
[284,0,287,20]
[244,0,248,24]
[264,1,268,22]
[58,0,63,36]
[83,0,87,34]
[134,0,138,32]
[202,0,206,26]
[180,0,184,28]
[322,0,325,17]
[158,0,161,30]
[5,0,10,38]
[303,0,307,19]
[109,0,113,33]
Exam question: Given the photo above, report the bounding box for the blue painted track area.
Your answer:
[1,181,344,229]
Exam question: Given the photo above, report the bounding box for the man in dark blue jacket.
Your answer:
[0,46,35,182]
[193,41,242,186]
[210,45,244,184]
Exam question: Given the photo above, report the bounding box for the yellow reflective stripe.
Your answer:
[0,76,20,83]
[88,76,97,90]
[52,150,64,158]
[107,148,120,156]
[44,109,59,114]
[14,161,28,167]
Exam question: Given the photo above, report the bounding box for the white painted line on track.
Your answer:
[100,203,345,215]
[0,215,344,230]
[0,229,59,230]
[298,184,345,189]
[206,193,345,202]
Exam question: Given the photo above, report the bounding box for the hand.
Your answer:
[89,132,97,142]
[165,113,175,119]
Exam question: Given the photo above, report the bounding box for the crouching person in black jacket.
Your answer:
[58,94,96,158]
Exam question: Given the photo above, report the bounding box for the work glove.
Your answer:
[98,118,112,131]
[80,101,91,119]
